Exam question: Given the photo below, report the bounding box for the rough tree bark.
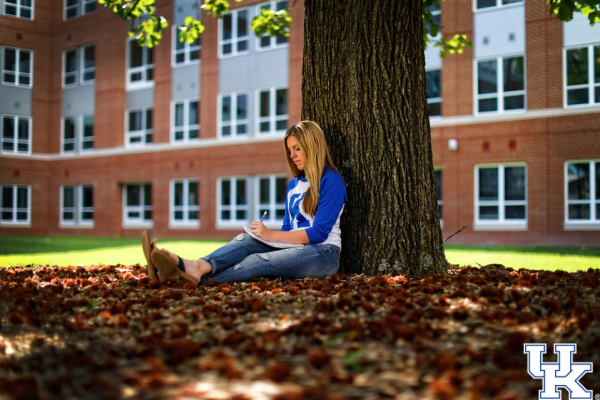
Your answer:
[301,0,447,277]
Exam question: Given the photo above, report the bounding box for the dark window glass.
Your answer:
[3,117,14,139]
[146,110,153,129]
[63,187,75,208]
[2,187,13,208]
[569,204,590,220]
[82,187,93,208]
[479,98,497,112]
[174,183,183,206]
[276,178,287,204]
[479,206,499,219]
[189,182,198,206]
[129,111,142,131]
[189,101,199,125]
[127,185,140,206]
[260,178,269,204]
[428,102,441,117]
[17,187,27,209]
[19,50,30,73]
[477,0,496,9]
[566,48,589,86]
[64,118,75,139]
[479,168,498,201]
[478,60,497,94]
[144,184,152,206]
[426,70,441,98]
[174,103,184,127]
[505,205,525,219]
[223,14,232,41]
[129,41,143,68]
[236,180,246,205]
[236,210,246,220]
[237,10,248,38]
[260,91,270,117]
[504,166,525,200]
[4,49,16,72]
[222,180,231,205]
[503,56,524,92]
[567,163,590,200]
[596,163,600,200]
[567,88,589,106]
[222,96,231,122]
[237,94,247,120]
[504,95,524,110]
[434,170,442,201]
[276,89,287,115]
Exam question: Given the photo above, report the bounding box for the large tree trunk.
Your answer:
[301,0,447,277]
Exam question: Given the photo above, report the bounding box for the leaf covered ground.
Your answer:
[0,264,599,400]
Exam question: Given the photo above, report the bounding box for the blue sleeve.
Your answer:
[281,180,292,232]
[305,172,347,244]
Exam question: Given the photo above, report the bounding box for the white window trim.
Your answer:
[172,25,201,67]
[3,0,34,20]
[125,108,153,148]
[126,38,155,91]
[1,114,32,155]
[217,176,249,229]
[473,54,527,116]
[563,44,600,109]
[122,183,154,229]
[1,47,33,88]
[473,0,523,12]
[171,99,200,143]
[59,184,95,228]
[255,174,287,229]
[169,179,200,229]
[0,184,31,226]
[81,44,96,84]
[255,87,288,135]
[218,92,249,139]
[64,0,95,20]
[61,115,94,155]
[473,163,527,231]
[426,69,442,119]
[564,160,600,229]
[218,7,251,59]
[254,1,289,52]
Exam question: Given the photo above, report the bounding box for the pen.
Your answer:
[260,211,268,223]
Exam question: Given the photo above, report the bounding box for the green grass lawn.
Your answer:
[1,236,599,272]
[0,235,227,267]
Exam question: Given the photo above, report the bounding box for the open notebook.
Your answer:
[244,226,304,249]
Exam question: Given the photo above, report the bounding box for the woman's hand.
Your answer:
[251,221,273,240]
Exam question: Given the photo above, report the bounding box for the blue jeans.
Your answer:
[199,233,340,285]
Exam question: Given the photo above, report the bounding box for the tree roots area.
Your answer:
[0,264,599,400]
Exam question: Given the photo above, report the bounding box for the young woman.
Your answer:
[142,121,347,285]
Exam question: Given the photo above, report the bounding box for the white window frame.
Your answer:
[563,44,600,108]
[1,114,31,155]
[64,0,96,20]
[474,163,527,231]
[171,99,200,143]
[4,0,34,20]
[172,25,201,67]
[474,54,526,116]
[126,37,154,90]
[217,177,249,228]
[564,160,600,230]
[218,7,250,58]
[426,69,442,118]
[170,179,200,229]
[60,184,94,228]
[473,0,523,12]
[61,115,94,154]
[255,174,287,229]
[122,183,153,229]
[256,87,288,135]
[2,47,33,88]
[0,184,31,226]
[218,92,249,139]
[255,1,289,51]
[125,108,153,147]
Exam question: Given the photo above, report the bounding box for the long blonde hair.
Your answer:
[283,121,339,218]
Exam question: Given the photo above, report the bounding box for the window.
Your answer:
[220,8,249,57]
[4,0,33,19]
[476,55,525,114]
[256,1,288,50]
[434,169,443,222]
[257,175,287,222]
[65,0,95,19]
[126,109,153,146]
[123,183,153,227]
[476,0,522,10]
[127,38,154,89]
[218,177,248,224]
[171,179,200,227]
[476,164,527,227]
[219,93,248,138]
[565,44,600,107]
[172,100,199,142]
[565,161,600,223]
[1,185,30,225]
[173,25,200,66]
[2,115,31,155]
[257,88,288,134]
[62,115,94,153]
[2,47,33,88]
[426,70,442,117]
[61,185,94,226]
[427,3,441,28]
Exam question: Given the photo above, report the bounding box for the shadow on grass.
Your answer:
[0,235,222,256]
[444,244,600,258]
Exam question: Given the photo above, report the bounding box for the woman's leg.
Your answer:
[200,243,340,285]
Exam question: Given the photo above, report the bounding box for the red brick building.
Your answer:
[1,0,599,247]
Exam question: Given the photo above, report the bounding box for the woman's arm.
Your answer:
[250,222,310,244]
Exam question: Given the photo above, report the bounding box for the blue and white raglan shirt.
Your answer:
[281,166,347,249]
